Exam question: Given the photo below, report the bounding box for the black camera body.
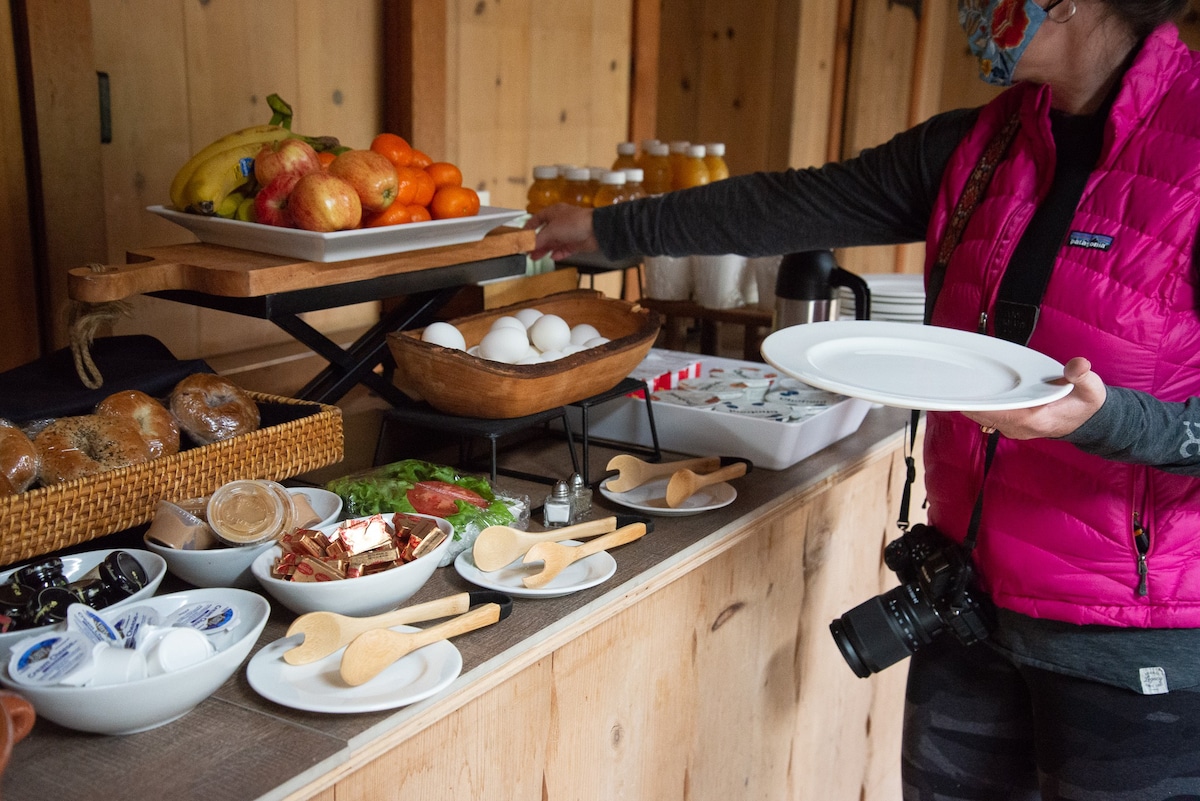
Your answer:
[830,523,995,678]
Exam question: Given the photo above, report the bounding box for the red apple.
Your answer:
[253,172,303,227]
[288,172,362,232]
[327,149,398,212]
[254,138,321,186]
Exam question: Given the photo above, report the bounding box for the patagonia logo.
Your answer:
[1067,231,1114,251]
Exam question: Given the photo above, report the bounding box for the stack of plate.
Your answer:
[839,273,925,323]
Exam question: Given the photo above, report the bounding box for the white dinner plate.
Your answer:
[862,274,926,298]
[454,541,616,599]
[598,477,737,517]
[245,626,462,714]
[760,320,1072,411]
[149,204,525,263]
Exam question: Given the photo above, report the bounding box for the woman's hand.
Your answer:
[525,203,598,260]
[964,357,1107,440]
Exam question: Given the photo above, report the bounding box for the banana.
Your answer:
[179,142,264,215]
[216,191,245,219]
[169,124,290,210]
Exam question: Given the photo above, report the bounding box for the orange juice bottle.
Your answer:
[526,165,562,214]
[703,142,730,181]
[562,167,594,207]
[672,144,711,190]
[622,168,646,202]
[612,142,638,171]
[592,170,627,207]
[635,139,660,171]
[554,164,576,197]
[667,141,690,184]
[642,142,672,195]
[587,167,606,200]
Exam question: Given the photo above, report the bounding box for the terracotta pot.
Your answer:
[0,690,35,780]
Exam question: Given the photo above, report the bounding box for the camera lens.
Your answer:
[829,582,943,677]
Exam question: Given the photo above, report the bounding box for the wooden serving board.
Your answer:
[67,227,536,303]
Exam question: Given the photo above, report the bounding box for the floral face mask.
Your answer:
[959,0,1048,86]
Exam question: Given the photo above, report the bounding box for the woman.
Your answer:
[529,2,1200,798]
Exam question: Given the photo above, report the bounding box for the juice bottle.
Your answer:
[587,167,606,200]
[635,139,660,171]
[667,141,690,187]
[562,167,594,207]
[672,144,711,191]
[612,142,638,171]
[592,170,627,207]
[554,164,576,197]
[703,142,730,181]
[642,141,672,195]
[622,168,646,202]
[526,165,562,214]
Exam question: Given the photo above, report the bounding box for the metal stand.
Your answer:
[567,376,661,485]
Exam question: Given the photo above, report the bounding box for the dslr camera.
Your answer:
[829,523,995,678]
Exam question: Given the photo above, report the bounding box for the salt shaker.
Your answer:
[543,480,572,528]
[568,472,592,523]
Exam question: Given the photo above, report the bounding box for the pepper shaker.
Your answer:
[543,480,572,528]
[568,472,592,523]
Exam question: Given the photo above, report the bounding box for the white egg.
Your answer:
[515,355,542,365]
[563,343,587,355]
[513,307,544,329]
[479,327,530,363]
[421,321,466,350]
[569,323,601,346]
[490,316,526,333]
[467,345,482,357]
[584,336,611,348]
[529,314,571,353]
[538,350,565,362]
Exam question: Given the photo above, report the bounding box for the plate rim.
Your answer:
[453,541,617,599]
[761,320,1072,411]
[598,476,737,516]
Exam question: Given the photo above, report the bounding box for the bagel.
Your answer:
[0,420,39,495]
[35,414,152,484]
[96,389,180,459]
[169,373,259,445]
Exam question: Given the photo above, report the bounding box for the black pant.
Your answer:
[902,635,1200,800]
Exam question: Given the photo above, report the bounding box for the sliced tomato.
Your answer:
[406,480,489,517]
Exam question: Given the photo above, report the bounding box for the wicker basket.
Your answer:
[388,289,661,419]
[0,393,343,567]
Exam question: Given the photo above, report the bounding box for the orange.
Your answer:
[370,133,413,168]
[411,169,436,207]
[425,162,463,189]
[364,202,413,228]
[430,186,481,220]
[392,166,421,206]
[409,148,433,169]
[407,204,432,223]
[316,151,337,169]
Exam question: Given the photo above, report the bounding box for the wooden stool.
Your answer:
[639,298,773,362]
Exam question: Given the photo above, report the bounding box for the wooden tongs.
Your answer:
[605,454,753,507]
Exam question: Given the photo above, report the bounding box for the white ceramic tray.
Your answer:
[149,204,526,263]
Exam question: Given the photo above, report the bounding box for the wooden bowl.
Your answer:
[388,289,661,419]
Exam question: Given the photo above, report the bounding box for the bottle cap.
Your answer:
[687,144,707,158]
[669,141,690,154]
[565,167,591,182]
[617,141,636,155]
[552,480,570,498]
[649,142,670,156]
[589,167,606,180]
[704,142,726,156]
[206,480,292,546]
[600,171,626,185]
[532,165,558,180]
[623,168,644,182]
[640,138,661,150]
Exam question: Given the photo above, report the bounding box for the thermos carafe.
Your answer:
[773,250,870,329]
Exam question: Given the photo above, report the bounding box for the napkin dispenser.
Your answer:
[773,250,870,328]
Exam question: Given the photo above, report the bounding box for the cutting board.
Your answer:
[68,228,536,303]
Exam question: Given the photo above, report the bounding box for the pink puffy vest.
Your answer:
[923,25,1200,627]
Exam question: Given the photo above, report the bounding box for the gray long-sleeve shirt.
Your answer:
[594,108,1200,478]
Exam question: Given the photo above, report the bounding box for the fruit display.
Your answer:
[168,94,481,232]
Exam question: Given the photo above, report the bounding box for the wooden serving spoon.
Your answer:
[604,454,720,493]
[521,521,647,589]
[665,461,749,508]
[472,514,650,572]
[339,603,503,686]
[283,591,506,665]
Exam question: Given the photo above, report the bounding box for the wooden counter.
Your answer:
[4,407,916,801]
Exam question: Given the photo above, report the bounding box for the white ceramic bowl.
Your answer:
[250,514,453,616]
[286,486,343,528]
[0,587,269,735]
[142,536,275,590]
[0,548,167,658]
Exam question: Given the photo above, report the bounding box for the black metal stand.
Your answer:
[567,376,661,484]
